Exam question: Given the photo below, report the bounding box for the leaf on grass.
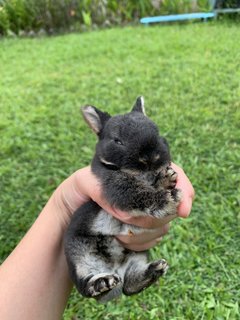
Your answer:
[206,295,216,309]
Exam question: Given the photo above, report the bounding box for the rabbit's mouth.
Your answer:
[99,157,119,170]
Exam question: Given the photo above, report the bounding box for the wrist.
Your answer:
[49,190,72,232]
[49,170,91,230]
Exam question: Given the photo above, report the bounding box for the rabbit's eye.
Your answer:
[114,138,123,145]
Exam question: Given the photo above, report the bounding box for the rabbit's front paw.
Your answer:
[162,166,178,189]
[152,188,182,218]
[170,188,182,203]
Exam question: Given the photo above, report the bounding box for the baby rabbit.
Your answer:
[64,97,182,302]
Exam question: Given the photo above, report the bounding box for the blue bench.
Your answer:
[140,12,216,25]
[140,0,240,25]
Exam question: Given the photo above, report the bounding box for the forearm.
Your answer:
[0,196,72,320]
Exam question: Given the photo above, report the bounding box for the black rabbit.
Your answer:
[64,97,182,302]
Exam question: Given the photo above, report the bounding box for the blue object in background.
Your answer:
[140,0,240,25]
[140,12,216,25]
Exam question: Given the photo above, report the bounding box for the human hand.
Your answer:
[53,163,194,251]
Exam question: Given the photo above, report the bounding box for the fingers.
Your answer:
[118,239,161,252]
[110,213,177,229]
[171,163,195,218]
[177,197,193,218]
[116,224,170,251]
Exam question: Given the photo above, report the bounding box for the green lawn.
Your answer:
[0,22,239,320]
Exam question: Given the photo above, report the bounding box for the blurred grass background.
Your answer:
[0,21,239,319]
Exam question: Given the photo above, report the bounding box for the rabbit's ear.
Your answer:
[81,106,111,134]
[131,96,146,115]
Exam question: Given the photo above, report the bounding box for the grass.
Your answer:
[0,21,240,319]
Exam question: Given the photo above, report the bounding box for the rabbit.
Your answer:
[64,96,182,302]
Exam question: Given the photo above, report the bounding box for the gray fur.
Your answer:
[64,97,181,302]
